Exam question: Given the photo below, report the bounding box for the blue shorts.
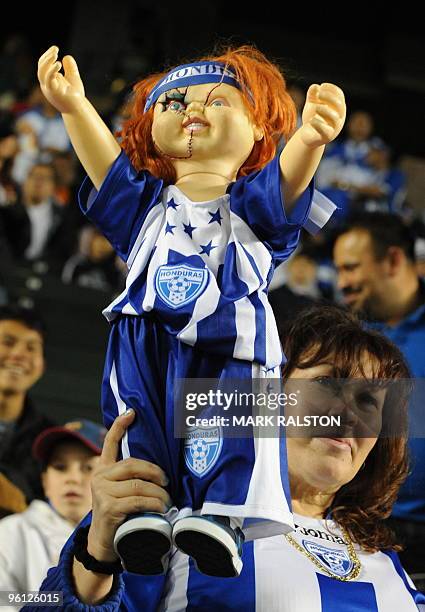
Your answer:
[102,315,293,540]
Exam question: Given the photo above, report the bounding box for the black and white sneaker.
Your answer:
[114,513,172,575]
[172,515,244,577]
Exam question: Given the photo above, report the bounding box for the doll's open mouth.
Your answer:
[182,116,210,131]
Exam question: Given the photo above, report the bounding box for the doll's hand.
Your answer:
[37,45,85,114]
[299,83,346,148]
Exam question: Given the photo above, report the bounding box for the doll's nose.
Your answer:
[185,100,205,113]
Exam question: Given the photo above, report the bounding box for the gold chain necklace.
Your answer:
[284,526,362,582]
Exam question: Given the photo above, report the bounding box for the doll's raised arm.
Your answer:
[38,46,121,190]
[279,83,346,211]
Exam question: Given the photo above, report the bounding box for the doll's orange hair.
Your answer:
[119,45,297,184]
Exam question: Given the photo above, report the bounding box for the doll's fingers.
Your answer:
[62,55,83,88]
[38,46,59,68]
[310,116,336,141]
[44,61,62,88]
[305,84,320,104]
[37,48,59,83]
[317,88,346,115]
[314,104,342,128]
[319,82,345,100]
[316,95,346,121]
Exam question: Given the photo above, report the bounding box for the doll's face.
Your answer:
[152,82,262,176]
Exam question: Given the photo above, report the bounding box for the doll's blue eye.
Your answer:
[210,100,224,107]
[167,100,186,112]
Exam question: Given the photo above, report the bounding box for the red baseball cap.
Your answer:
[32,419,106,462]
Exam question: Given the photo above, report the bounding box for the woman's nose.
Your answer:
[341,400,360,428]
[328,386,360,429]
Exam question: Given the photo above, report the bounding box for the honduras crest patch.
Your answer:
[184,426,222,478]
[302,540,354,578]
[154,264,209,309]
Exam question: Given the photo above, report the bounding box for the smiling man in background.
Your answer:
[0,304,54,505]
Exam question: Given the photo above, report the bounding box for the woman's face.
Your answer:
[41,440,99,526]
[285,355,387,494]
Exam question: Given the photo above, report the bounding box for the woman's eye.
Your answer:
[315,376,333,387]
[167,100,186,112]
[210,99,225,107]
[357,392,379,409]
[315,377,341,394]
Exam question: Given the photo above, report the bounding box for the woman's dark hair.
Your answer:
[281,304,411,552]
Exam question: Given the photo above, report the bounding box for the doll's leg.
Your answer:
[102,315,181,574]
[173,359,293,576]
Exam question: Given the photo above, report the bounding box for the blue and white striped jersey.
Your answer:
[80,150,335,368]
[31,512,425,611]
[157,513,425,611]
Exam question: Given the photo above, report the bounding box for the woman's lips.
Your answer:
[317,437,352,451]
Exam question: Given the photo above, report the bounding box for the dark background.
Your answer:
[4,1,425,157]
[2,1,424,423]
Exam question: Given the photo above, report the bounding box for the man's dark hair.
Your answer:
[27,162,58,185]
[334,213,416,262]
[0,304,47,343]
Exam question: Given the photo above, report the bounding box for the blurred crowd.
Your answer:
[1,43,424,307]
[0,35,129,302]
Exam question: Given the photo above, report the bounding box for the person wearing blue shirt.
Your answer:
[316,111,389,220]
[24,305,425,611]
[334,212,425,587]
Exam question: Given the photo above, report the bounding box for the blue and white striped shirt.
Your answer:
[30,512,425,611]
[79,150,335,368]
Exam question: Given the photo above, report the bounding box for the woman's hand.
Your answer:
[86,409,171,562]
[300,83,346,148]
[37,46,86,114]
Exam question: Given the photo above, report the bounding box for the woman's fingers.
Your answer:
[98,412,169,485]
[116,495,170,516]
[99,409,136,467]
[106,478,172,506]
[104,456,169,486]
[89,411,172,553]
